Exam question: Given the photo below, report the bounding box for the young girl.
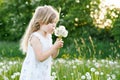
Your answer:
[20,5,63,80]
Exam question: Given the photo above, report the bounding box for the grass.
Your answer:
[0,41,24,58]
[0,58,120,80]
[0,39,120,80]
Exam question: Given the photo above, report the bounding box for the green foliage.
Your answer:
[0,0,93,41]
[0,0,33,41]
[111,14,120,42]
[0,0,120,42]
[0,0,120,59]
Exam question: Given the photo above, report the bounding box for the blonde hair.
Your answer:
[20,5,59,53]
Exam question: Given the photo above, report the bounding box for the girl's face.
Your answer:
[41,23,56,34]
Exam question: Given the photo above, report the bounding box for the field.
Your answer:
[0,40,120,80]
[0,58,120,80]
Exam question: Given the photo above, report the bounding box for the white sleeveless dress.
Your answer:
[20,32,53,80]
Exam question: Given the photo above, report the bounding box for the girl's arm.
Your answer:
[51,38,63,58]
[30,36,63,62]
[51,49,59,58]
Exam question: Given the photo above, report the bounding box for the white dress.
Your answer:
[20,32,53,80]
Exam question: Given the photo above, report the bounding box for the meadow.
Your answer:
[0,41,120,80]
[0,58,120,80]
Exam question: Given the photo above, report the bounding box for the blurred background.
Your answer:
[0,0,120,59]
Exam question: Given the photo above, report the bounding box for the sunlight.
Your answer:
[104,0,120,8]
[90,0,120,28]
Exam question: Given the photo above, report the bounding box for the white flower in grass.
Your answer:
[100,72,104,75]
[109,61,114,65]
[111,74,116,79]
[51,76,55,80]
[3,75,9,80]
[107,77,112,80]
[87,60,91,63]
[0,62,4,66]
[92,59,96,63]
[87,76,92,80]
[11,72,20,79]
[9,61,13,65]
[11,75,16,79]
[52,72,56,76]
[63,75,66,78]
[85,72,91,80]
[105,65,109,68]
[71,73,74,76]
[0,69,3,75]
[81,75,86,80]
[101,59,105,63]
[107,74,110,77]
[85,72,90,76]
[90,67,96,72]
[95,71,99,75]
[73,65,77,69]
[95,62,100,68]
[54,25,68,38]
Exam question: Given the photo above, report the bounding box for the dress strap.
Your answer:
[32,32,41,39]
[28,32,41,43]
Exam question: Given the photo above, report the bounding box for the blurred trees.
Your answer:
[0,0,120,42]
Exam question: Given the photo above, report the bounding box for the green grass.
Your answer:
[0,41,120,80]
[0,37,120,59]
[0,58,120,80]
[0,41,25,58]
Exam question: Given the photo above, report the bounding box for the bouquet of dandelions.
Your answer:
[54,25,68,39]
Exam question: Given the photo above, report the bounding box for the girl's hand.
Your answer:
[53,38,64,49]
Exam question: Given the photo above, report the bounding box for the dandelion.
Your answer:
[81,75,86,80]
[73,65,77,69]
[52,72,56,76]
[63,75,66,78]
[75,0,80,3]
[90,67,96,72]
[101,59,105,63]
[11,72,20,79]
[95,71,99,75]
[51,76,55,80]
[85,72,90,76]
[107,77,112,80]
[85,72,91,80]
[111,74,116,79]
[3,75,9,80]
[100,72,104,75]
[92,60,96,63]
[71,73,74,76]
[94,62,100,68]
[0,62,4,66]
[54,25,68,38]
[11,75,16,79]
[86,75,92,80]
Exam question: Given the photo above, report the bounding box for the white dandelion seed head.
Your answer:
[100,72,104,75]
[54,25,68,38]
[90,67,96,72]
[95,71,99,75]
[111,74,116,79]
[81,75,86,80]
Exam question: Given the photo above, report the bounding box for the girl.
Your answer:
[20,5,63,80]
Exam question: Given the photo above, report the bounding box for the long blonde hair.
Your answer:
[20,5,59,53]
